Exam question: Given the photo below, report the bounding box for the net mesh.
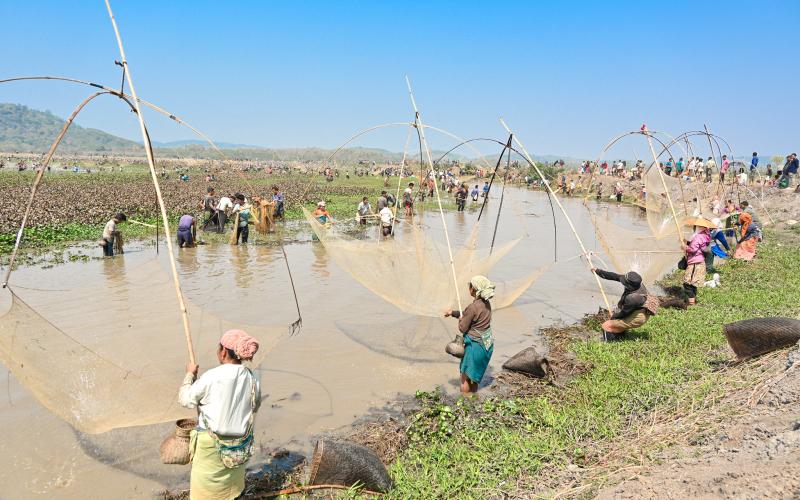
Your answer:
[0,259,286,434]
[303,208,545,317]
[590,210,682,285]
[643,162,694,239]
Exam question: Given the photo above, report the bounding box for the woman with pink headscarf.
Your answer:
[179,330,261,499]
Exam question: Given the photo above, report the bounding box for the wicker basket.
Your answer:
[159,418,197,465]
[723,317,800,359]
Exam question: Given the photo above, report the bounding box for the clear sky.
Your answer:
[1,1,797,159]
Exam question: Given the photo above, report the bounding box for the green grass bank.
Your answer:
[384,228,800,498]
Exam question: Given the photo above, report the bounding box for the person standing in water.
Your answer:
[232,194,250,244]
[455,183,468,211]
[101,212,127,257]
[202,186,217,231]
[471,184,479,202]
[444,276,495,396]
[313,201,332,224]
[379,203,395,237]
[357,196,371,225]
[216,193,234,232]
[177,214,197,248]
[402,182,415,217]
[271,185,285,222]
[179,329,261,500]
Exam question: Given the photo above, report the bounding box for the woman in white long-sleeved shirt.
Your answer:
[179,329,261,500]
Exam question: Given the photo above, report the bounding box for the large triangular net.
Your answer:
[0,257,287,434]
[589,210,683,285]
[303,208,547,317]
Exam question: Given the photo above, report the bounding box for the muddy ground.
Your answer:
[596,347,800,499]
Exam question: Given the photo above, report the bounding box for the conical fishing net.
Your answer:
[303,209,546,317]
[0,257,287,434]
[589,210,682,285]
[643,162,696,240]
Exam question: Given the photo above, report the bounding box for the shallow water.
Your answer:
[0,189,654,498]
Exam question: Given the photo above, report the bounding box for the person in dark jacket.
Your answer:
[591,269,658,341]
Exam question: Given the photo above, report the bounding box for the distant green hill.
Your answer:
[0,102,580,165]
[0,103,140,153]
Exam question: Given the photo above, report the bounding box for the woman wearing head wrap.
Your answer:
[444,276,495,395]
[733,211,759,262]
[591,269,658,341]
[179,330,261,499]
[682,219,714,305]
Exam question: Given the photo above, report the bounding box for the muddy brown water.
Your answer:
[0,189,654,498]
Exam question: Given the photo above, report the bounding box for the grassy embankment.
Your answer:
[385,228,800,498]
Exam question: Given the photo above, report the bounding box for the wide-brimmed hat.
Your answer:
[682,216,716,229]
[620,271,642,291]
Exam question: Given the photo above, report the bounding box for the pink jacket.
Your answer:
[686,230,711,265]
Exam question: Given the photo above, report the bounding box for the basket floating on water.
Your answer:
[723,317,800,359]
[159,418,197,465]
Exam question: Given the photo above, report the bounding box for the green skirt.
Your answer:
[460,335,493,383]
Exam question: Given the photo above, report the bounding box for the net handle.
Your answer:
[104,0,196,366]
[405,76,463,315]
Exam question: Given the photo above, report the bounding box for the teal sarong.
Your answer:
[460,330,493,383]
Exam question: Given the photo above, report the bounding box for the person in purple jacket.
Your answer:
[682,218,714,305]
[177,214,197,248]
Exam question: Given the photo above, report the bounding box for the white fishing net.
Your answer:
[643,162,695,240]
[0,258,286,434]
[303,208,547,317]
[589,210,682,285]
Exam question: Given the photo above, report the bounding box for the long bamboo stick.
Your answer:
[104,0,196,365]
[499,119,613,315]
[405,76,463,315]
[2,91,108,288]
[642,125,684,246]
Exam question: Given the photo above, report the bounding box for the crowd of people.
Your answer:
[89,156,782,499]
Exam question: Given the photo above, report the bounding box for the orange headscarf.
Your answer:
[738,211,752,236]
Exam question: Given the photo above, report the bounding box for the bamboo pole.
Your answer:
[229,212,240,245]
[104,0,196,365]
[642,126,684,246]
[405,76,463,315]
[393,126,414,220]
[2,91,108,288]
[499,119,613,315]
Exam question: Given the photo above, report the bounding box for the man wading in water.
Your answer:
[101,212,127,257]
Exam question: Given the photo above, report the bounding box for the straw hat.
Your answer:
[682,216,716,228]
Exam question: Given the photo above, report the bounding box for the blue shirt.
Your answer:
[750,157,758,171]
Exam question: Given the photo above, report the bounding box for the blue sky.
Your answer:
[1,1,797,158]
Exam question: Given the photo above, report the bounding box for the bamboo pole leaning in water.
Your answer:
[405,75,463,315]
[499,119,613,316]
[104,0,196,365]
